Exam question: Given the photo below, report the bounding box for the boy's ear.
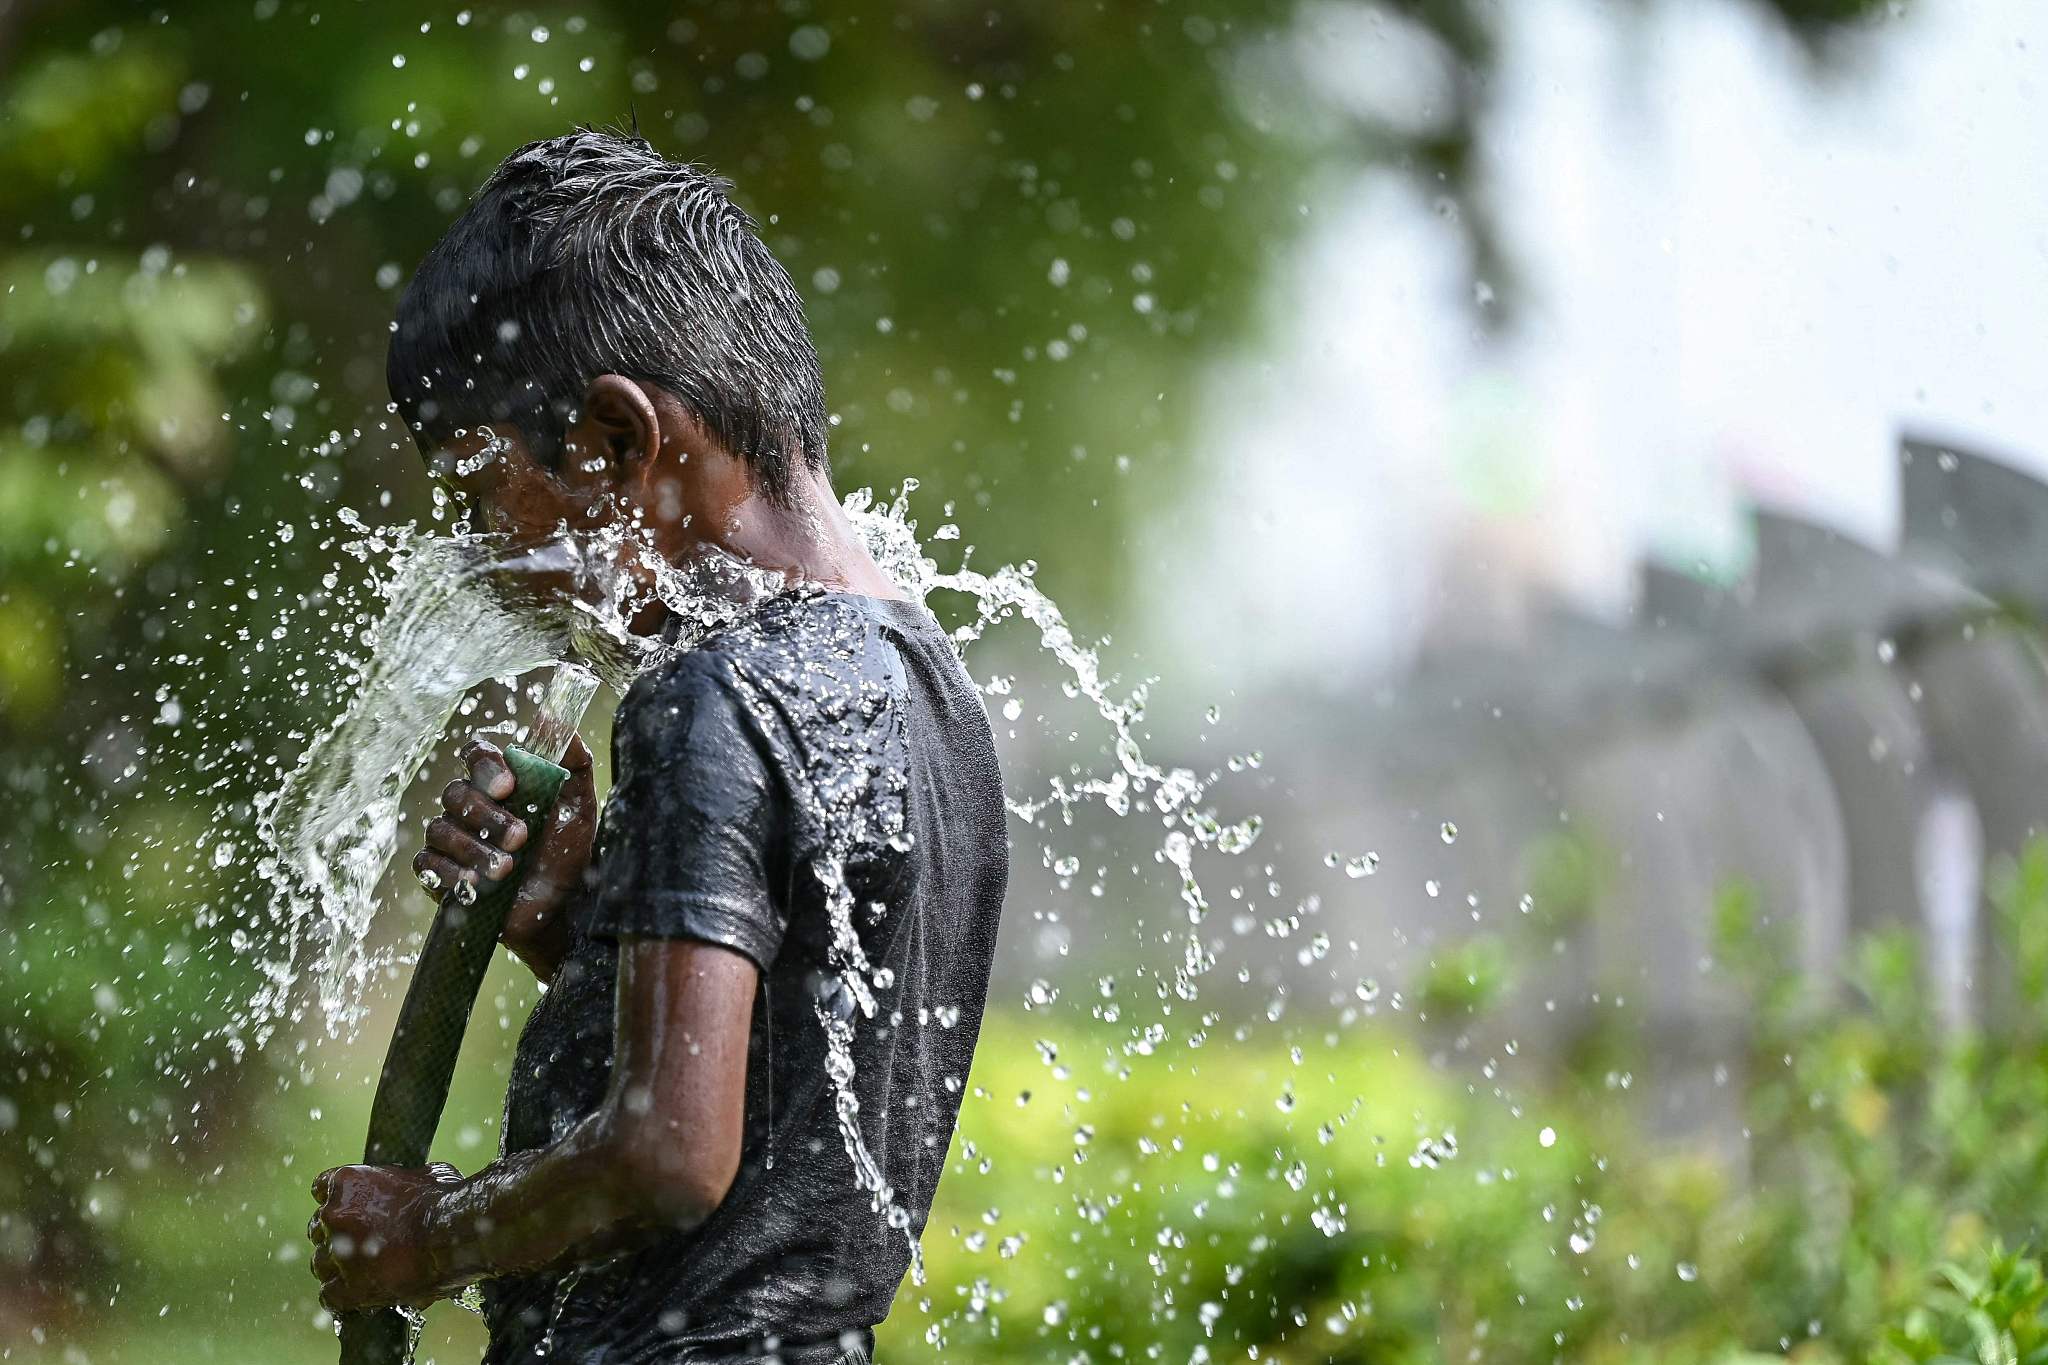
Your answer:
[577,374,660,475]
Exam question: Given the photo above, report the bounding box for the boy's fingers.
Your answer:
[557,736,598,810]
[412,850,471,900]
[426,816,515,882]
[440,779,528,850]
[459,736,503,764]
[459,737,515,799]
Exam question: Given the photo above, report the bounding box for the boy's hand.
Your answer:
[411,733,598,981]
[307,1161,463,1312]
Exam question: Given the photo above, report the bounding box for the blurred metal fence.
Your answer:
[1243,433,2048,1135]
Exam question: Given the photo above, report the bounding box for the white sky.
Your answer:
[1150,0,2048,687]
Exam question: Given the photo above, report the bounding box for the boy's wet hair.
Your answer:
[387,126,828,501]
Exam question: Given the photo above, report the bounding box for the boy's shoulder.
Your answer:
[651,591,881,687]
[623,592,899,736]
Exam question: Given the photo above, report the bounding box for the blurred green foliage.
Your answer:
[22,838,2048,1363]
[876,844,2048,1365]
[1882,1247,2048,1365]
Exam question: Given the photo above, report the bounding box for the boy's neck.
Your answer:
[683,469,905,604]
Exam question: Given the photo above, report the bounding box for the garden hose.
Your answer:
[339,663,597,1365]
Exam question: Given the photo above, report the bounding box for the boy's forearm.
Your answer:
[419,1116,663,1290]
[403,938,749,1300]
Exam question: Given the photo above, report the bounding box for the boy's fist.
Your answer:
[411,733,598,981]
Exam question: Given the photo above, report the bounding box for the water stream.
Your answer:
[248,531,566,1046]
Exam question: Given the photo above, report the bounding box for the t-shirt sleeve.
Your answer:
[585,654,788,971]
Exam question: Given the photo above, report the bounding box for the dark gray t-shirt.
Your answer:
[482,591,1008,1364]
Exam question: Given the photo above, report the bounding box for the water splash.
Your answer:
[239,522,669,1045]
[695,581,930,1279]
[852,480,1263,998]
[232,483,1268,1285]
[246,531,564,1045]
[768,483,1270,1279]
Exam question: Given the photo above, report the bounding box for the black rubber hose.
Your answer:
[338,746,569,1365]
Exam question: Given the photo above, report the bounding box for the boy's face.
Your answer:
[419,377,772,634]
[424,420,669,631]
[424,425,603,542]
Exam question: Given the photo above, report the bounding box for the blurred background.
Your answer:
[6,0,2048,1362]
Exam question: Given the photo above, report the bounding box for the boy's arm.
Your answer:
[308,936,755,1310]
[313,656,781,1311]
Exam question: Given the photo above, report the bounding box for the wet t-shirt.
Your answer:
[482,592,1008,1365]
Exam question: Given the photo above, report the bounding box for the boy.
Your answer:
[305,128,1009,1365]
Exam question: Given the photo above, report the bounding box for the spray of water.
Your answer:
[248,533,564,1045]
[857,480,1263,994]
[237,519,665,1045]
[237,484,1266,1284]
[804,483,1264,1278]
